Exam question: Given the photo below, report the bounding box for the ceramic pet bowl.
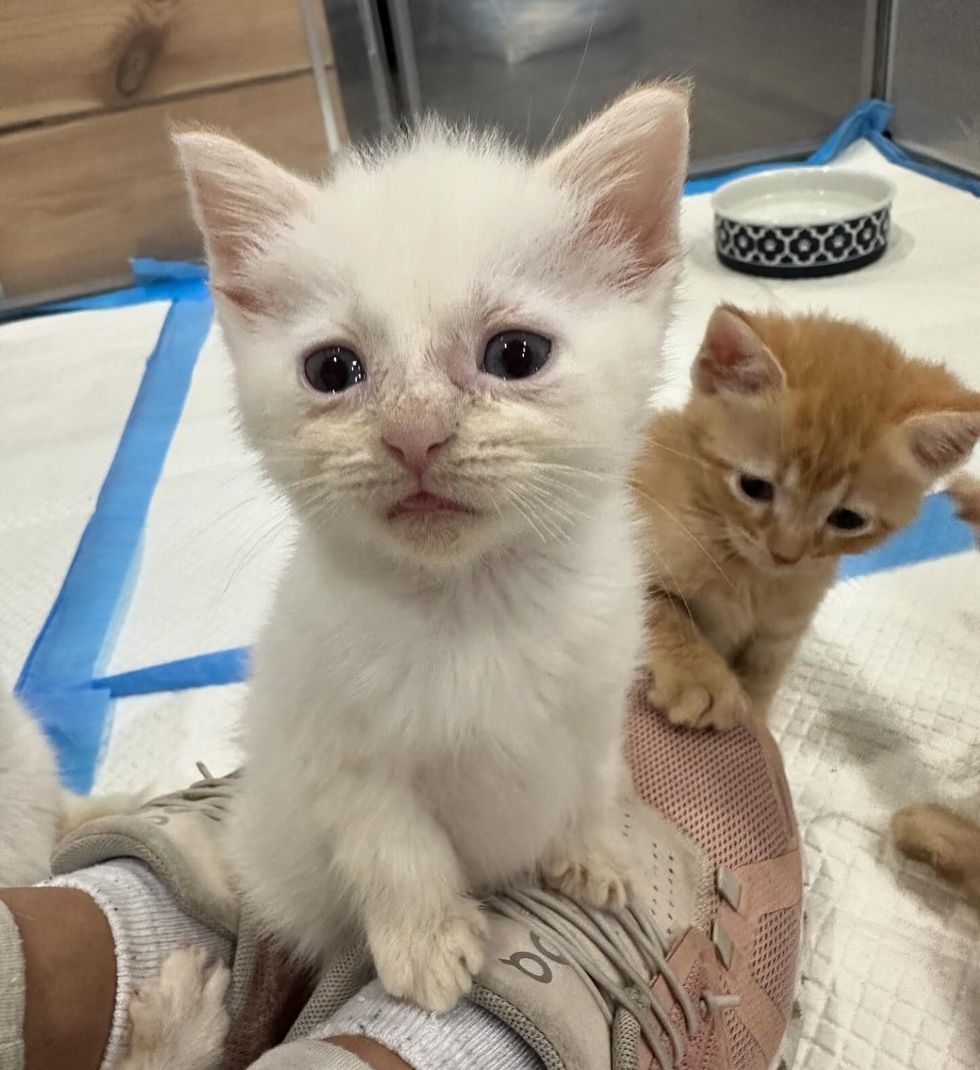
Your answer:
[712,167,896,278]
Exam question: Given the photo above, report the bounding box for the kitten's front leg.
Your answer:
[543,818,631,910]
[543,751,632,909]
[734,630,802,723]
[646,591,750,730]
[325,774,487,1013]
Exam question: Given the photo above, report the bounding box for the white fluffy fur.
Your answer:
[177,85,688,1013]
[119,948,230,1070]
[0,681,61,885]
[0,682,146,885]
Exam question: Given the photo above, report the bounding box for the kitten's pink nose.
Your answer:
[382,422,455,476]
[767,530,806,566]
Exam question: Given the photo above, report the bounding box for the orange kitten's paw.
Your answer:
[892,803,980,881]
[649,658,752,730]
[544,833,632,910]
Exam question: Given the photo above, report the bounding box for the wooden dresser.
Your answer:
[0,0,345,306]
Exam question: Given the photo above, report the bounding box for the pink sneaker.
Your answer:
[473,694,803,1070]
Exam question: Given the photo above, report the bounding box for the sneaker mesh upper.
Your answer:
[723,1009,764,1067]
[750,908,800,1016]
[626,702,789,871]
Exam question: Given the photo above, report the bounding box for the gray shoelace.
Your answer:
[142,762,241,822]
[487,887,740,1069]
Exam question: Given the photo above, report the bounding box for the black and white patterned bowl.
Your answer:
[712,167,896,278]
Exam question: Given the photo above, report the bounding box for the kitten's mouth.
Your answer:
[388,491,476,520]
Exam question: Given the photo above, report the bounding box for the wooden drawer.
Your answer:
[0,0,345,305]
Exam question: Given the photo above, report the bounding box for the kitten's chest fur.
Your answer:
[693,563,833,661]
[235,508,645,916]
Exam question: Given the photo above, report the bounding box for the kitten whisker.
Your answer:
[542,2,598,149]
[641,438,705,465]
[221,514,292,600]
[631,485,735,590]
[521,477,589,527]
[501,486,550,544]
[511,485,565,542]
[639,537,698,634]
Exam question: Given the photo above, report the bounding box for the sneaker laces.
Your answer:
[486,887,740,1069]
[141,762,241,823]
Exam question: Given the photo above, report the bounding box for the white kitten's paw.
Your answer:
[544,835,632,910]
[649,656,752,731]
[369,900,488,1013]
[124,946,229,1070]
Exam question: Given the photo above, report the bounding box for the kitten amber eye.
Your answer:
[482,331,552,381]
[739,474,774,503]
[828,507,867,532]
[303,346,366,394]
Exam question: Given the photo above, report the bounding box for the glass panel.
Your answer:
[889,0,980,175]
[397,0,874,172]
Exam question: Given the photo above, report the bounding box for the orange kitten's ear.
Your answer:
[173,131,313,313]
[540,82,690,280]
[692,306,786,396]
[902,407,980,477]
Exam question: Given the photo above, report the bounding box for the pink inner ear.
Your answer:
[693,307,785,396]
[904,410,980,475]
[541,84,689,284]
[175,132,312,316]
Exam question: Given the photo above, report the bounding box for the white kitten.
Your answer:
[0,680,61,885]
[176,83,689,1012]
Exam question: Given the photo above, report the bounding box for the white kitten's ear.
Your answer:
[902,407,980,477]
[541,82,689,279]
[173,130,313,313]
[692,306,786,396]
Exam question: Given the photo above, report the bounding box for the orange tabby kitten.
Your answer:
[634,305,980,730]
[892,472,980,904]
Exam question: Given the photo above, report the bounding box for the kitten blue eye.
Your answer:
[482,331,551,381]
[827,507,866,532]
[303,346,366,394]
[739,474,774,502]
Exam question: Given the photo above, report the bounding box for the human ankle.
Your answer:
[2,887,116,1070]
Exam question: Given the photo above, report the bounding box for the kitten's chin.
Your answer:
[388,508,482,549]
[371,505,504,569]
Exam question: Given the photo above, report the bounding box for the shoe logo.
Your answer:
[499,930,569,984]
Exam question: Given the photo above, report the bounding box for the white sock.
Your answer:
[46,858,233,1070]
[307,979,544,1070]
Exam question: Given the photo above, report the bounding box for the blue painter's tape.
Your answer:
[839,491,976,581]
[16,294,213,790]
[93,647,250,698]
[805,99,894,165]
[130,258,208,283]
[24,687,114,798]
[1,260,209,323]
